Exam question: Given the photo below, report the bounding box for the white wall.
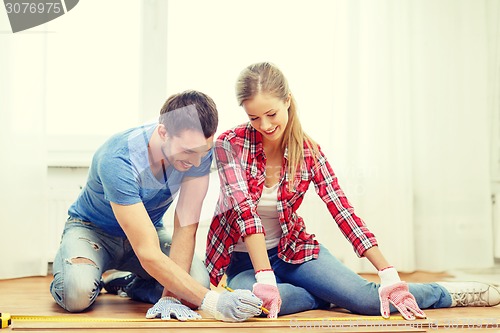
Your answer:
[488,0,500,259]
[0,10,49,278]
[45,0,142,165]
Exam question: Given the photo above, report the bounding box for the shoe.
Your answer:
[102,271,136,295]
[125,277,164,304]
[437,281,500,307]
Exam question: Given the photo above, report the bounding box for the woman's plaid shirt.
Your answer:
[205,123,378,286]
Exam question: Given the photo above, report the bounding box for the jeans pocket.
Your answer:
[64,217,97,236]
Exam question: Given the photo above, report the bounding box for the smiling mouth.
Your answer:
[264,127,277,135]
[180,161,192,168]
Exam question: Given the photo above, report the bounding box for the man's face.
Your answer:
[161,129,213,172]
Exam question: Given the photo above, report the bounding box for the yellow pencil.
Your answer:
[222,285,270,315]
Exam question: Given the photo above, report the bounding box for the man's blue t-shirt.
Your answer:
[68,123,212,237]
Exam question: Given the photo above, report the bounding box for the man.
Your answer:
[50,90,263,322]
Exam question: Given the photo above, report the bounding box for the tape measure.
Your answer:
[0,312,409,328]
[8,314,150,323]
[11,315,406,322]
[0,313,11,329]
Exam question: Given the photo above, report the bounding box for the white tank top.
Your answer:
[233,183,282,252]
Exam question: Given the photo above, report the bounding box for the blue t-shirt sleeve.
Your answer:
[184,148,213,177]
[98,153,142,206]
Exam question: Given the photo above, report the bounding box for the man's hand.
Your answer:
[200,290,263,322]
[378,267,426,320]
[146,296,202,321]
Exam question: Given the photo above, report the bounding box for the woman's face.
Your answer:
[242,93,290,144]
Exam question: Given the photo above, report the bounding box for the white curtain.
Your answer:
[410,0,493,271]
[0,18,49,278]
[164,0,497,272]
[320,0,418,272]
[306,0,494,272]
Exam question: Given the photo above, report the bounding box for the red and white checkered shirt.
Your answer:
[205,123,378,285]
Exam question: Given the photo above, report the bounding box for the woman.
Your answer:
[205,62,500,320]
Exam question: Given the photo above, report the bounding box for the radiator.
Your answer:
[47,188,81,262]
[47,167,89,262]
[494,193,500,259]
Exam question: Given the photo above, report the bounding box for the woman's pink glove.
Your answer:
[252,269,281,318]
[378,267,426,320]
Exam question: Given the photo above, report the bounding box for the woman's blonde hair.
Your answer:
[236,62,319,191]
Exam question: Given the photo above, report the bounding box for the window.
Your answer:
[45,0,141,166]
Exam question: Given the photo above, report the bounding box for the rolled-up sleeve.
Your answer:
[214,136,263,238]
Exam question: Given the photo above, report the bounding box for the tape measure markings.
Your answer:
[1,312,414,325]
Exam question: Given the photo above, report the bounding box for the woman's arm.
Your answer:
[362,246,391,271]
[243,233,281,318]
[243,233,272,271]
[310,148,378,257]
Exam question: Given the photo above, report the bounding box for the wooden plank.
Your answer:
[2,275,500,333]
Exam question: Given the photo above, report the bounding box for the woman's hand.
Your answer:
[252,269,281,318]
[378,267,426,320]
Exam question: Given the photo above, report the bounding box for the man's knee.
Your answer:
[50,257,102,312]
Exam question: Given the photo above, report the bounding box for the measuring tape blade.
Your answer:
[3,313,410,324]
[11,315,147,323]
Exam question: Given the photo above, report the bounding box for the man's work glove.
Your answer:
[146,296,202,321]
[378,266,427,320]
[200,289,262,322]
[252,269,281,318]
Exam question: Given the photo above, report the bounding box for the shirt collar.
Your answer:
[247,123,263,158]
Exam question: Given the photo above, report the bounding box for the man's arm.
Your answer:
[164,174,209,304]
[111,199,264,322]
[170,174,208,271]
[110,201,209,306]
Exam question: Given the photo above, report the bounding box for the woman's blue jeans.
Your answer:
[50,218,209,312]
[226,245,452,315]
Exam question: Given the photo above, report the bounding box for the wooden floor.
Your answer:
[0,272,499,332]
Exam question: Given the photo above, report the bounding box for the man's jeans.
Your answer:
[226,245,452,315]
[50,218,209,312]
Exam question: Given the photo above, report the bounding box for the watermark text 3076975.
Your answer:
[3,0,79,33]
[5,2,62,14]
